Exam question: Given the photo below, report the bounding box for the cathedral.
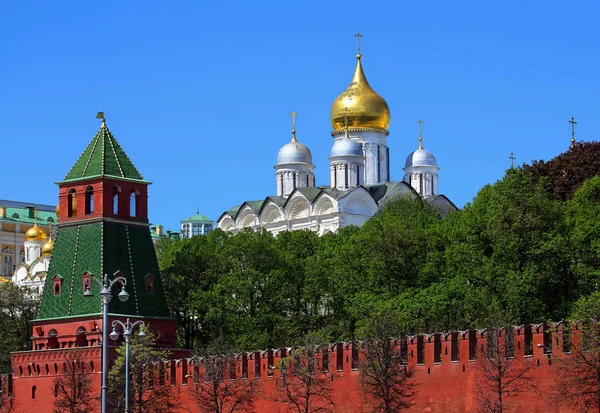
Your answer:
[217,44,457,235]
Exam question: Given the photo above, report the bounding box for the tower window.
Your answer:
[85,186,94,215]
[292,173,297,189]
[112,187,120,215]
[344,165,349,189]
[32,385,36,399]
[68,189,77,217]
[306,175,309,186]
[130,191,137,217]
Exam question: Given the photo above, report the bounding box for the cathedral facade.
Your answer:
[217,47,456,235]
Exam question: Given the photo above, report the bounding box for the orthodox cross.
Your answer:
[354,32,363,55]
[417,119,424,149]
[509,152,516,168]
[291,111,297,142]
[569,116,577,149]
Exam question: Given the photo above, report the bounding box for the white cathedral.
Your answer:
[217,47,457,235]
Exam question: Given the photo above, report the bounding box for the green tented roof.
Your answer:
[62,122,144,182]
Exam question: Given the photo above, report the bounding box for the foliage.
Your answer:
[0,283,39,372]
[0,373,11,412]
[273,339,334,413]
[156,143,600,352]
[523,141,600,201]
[52,354,95,413]
[108,329,179,413]
[360,313,415,413]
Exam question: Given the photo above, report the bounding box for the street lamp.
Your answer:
[83,274,129,413]
[110,318,146,413]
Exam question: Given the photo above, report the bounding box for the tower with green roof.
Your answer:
[180,209,214,238]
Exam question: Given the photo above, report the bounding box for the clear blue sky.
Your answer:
[2,1,599,231]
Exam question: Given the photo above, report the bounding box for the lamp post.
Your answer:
[536,343,553,365]
[110,318,146,413]
[83,275,129,413]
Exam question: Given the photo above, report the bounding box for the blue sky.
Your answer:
[2,1,599,231]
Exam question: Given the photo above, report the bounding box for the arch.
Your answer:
[68,189,77,217]
[287,197,310,220]
[130,189,138,217]
[220,217,235,232]
[47,329,59,349]
[314,196,336,216]
[76,326,88,347]
[342,192,378,216]
[85,186,95,215]
[112,186,121,215]
[261,203,285,225]
[237,210,257,228]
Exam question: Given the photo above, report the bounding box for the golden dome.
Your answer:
[330,54,390,131]
[42,238,54,256]
[25,224,47,241]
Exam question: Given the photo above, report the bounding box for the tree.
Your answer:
[523,141,600,201]
[0,373,12,412]
[274,341,334,413]
[52,355,95,413]
[475,318,535,413]
[192,341,255,413]
[108,329,179,413]
[360,314,415,413]
[0,283,39,372]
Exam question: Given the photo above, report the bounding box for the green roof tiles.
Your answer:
[62,122,144,183]
[37,222,171,320]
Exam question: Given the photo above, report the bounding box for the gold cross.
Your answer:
[569,116,577,148]
[34,208,38,225]
[417,119,424,149]
[509,152,516,168]
[354,32,363,54]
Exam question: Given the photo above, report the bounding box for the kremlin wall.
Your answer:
[8,321,578,412]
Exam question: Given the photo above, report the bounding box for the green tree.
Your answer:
[108,329,179,413]
[0,283,38,372]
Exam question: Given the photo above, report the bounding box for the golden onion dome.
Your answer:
[42,238,54,256]
[330,54,390,131]
[25,224,48,241]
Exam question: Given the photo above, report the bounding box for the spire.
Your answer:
[291,111,297,142]
[417,119,424,149]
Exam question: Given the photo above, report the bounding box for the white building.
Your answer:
[218,47,456,235]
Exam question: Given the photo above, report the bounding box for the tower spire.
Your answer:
[569,116,577,149]
[291,111,297,142]
[96,111,106,128]
[417,119,424,149]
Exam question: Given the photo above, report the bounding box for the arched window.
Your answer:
[112,187,120,215]
[68,189,77,217]
[76,327,88,347]
[130,191,137,217]
[31,385,36,399]
[48,329,59,349]
[85,186,94,215]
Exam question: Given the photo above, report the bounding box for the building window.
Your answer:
[76,327,88,347]
[112,187,120,215]
[53,276,63,295]
[68,189,77,217]
[145,274,155,293]
[85,186,94,215]
[130,191,137,217]
[31,385,36,399]
[48,329,59,349]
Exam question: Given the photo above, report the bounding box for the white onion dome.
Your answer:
[405,148,437,168]
[330,137,363,158]
[277,132,313,165]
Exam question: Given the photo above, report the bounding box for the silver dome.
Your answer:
[277,141,313,165]
[405,148,437,168]
[330,138,363,158]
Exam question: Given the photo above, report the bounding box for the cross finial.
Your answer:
[509,152,516,168]
[33,208,38,226]
[291,111,297,142]
[417,119,424,149]
[354,32,363,56]
[569,116,577,149]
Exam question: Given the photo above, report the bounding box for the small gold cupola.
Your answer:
[25,211,48,241]
[330,34,390,132]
